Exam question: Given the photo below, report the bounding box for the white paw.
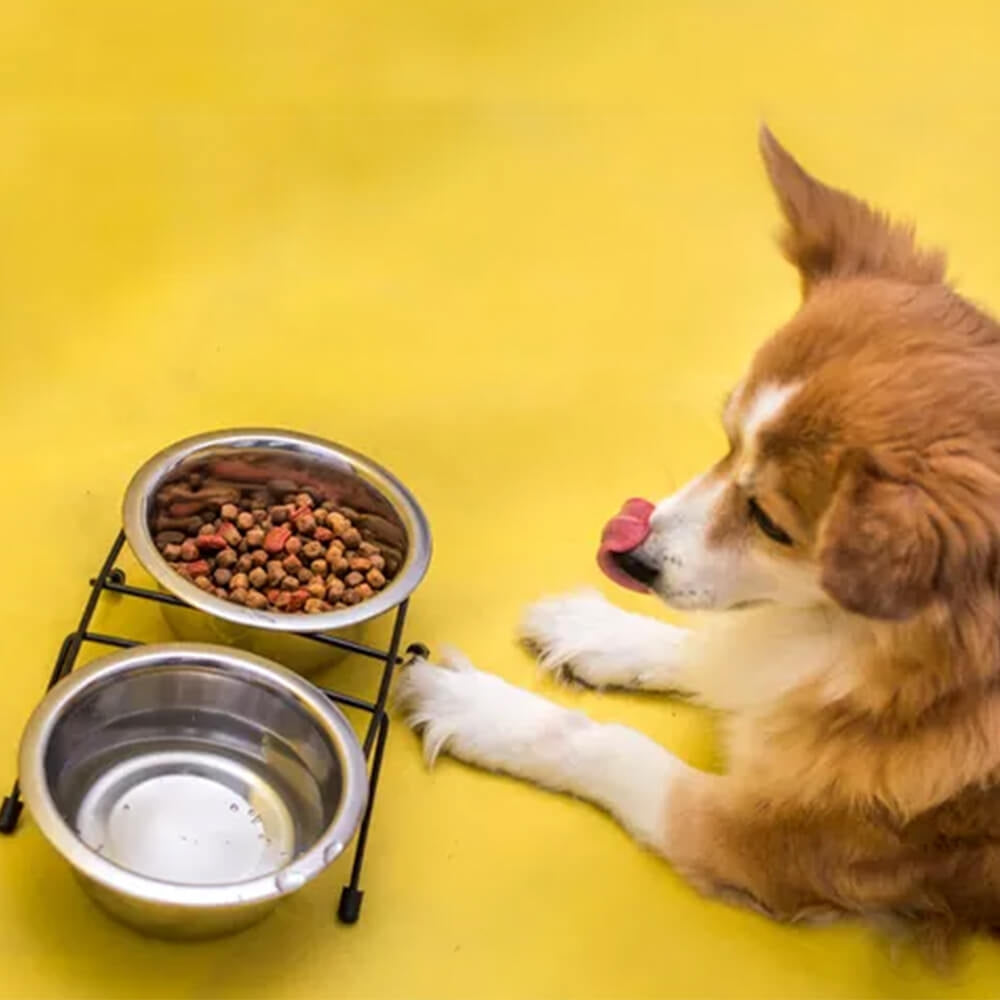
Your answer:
[519,590,687,690]
[396,647,572,768]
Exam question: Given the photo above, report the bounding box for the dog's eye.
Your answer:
[747,497,793,546]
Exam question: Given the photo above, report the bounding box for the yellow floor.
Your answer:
[5,1,1000,996]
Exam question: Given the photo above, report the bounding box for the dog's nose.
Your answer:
[609,550,659,588]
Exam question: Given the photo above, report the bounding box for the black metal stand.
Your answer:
[0,530,426,926]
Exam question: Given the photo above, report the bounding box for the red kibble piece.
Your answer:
[178,559,211,578]
[264,525,292,553]
[195,533,228,552]
[287,589,309,612]
[219,523,242,547]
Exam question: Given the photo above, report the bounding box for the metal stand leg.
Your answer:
[338,711,390,924]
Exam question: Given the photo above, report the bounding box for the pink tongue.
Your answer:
[597,498,655,593]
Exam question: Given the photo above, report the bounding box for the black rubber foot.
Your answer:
[108,568,126,585]
[337,886,364,924]
[0,796,23,834]
[405,642,430,660]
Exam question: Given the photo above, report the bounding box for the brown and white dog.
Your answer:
[398,128,1000,953]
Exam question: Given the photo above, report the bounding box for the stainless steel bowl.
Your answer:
[122,429,432,671]
[19,643,368,939]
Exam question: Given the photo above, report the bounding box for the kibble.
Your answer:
[153,471,399,614]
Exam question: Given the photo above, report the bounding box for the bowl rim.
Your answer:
[122,427,432,633]
[19,642,369,909]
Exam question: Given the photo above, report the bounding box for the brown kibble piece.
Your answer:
[369,554,386,571]
[304,598,326,614]
[198,523,217,536]
[314,508,328,526]
[163,544,182,562]
[330,555,350,575]
[282,554,302,573]
[229,588,248,605]
[302,540,323,560]
[285,536,303,556]
[270,506,289,525]
[280,575,298,591]
[216,548,238,569]
[355,583,373,600]
[237,553,254,572]
[306,579,327,599]
[326,578,345,601]
[328,512,350,535]
[310,559,328,576]
[248,567,268,589]
[342,588,361,605]
[214,567,232,586]
[367,568,386,588]
[348,556,372,572]
[345,571,364,587]
[194,575,213,591]
[230,573,249,591]
[236,511,256,530]
[245,591,269,609]
[314,526,333,543]
[155,530,186,547]
[179,540,199,562]
[296,567,313,584]
[295,493,314,509]
[358,541,379,556]
[220,503,239,521]
[267,561,286,585]
[294,513,317,536]
[245,527,265,548]
[341,527,362,549]
[274,591,292,610]
[251,550,269,566]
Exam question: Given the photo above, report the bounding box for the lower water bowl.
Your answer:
[18,643,368,939]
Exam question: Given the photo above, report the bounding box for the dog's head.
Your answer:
[601,129,1000,621]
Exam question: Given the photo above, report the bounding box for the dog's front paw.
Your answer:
[520,590,688,691]
[396,648,558,768]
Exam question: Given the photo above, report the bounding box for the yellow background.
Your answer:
[3,1,1000,996]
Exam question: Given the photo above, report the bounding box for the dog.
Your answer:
[397,127,1000,955]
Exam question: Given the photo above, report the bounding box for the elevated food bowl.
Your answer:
[18,643,368,939]
[122,429,432,672]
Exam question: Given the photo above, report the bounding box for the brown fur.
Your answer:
[664,130,1000,958]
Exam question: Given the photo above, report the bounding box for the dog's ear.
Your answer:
[819,451,943,620]
[758,126,945,295]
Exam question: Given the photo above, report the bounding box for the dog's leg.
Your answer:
[396,648,686,846]
[520,590,692,692]
[397,651,838,922]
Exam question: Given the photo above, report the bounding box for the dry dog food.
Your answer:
[152,475,402,613]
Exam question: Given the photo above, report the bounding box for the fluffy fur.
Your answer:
[397,128,1000,960]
